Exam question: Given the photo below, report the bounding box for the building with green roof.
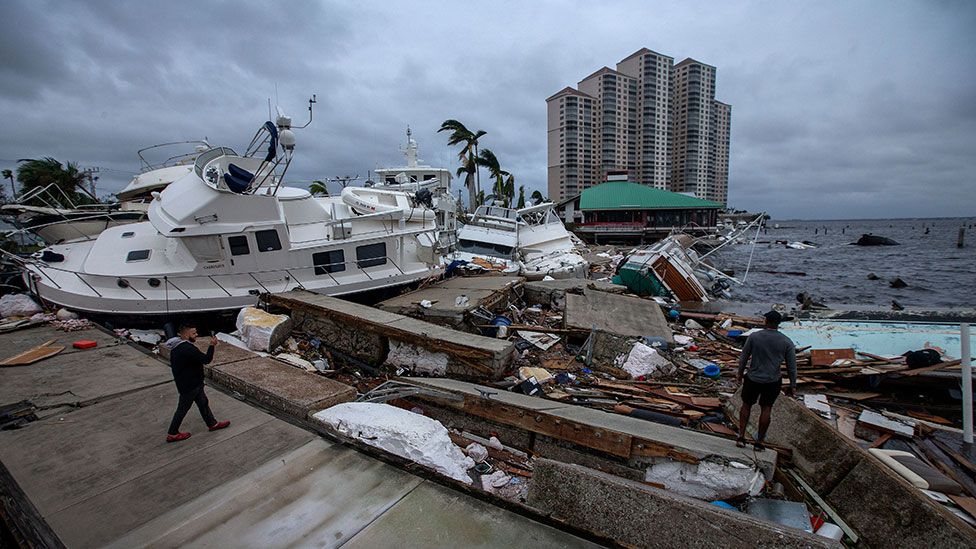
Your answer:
[555,179,723,244]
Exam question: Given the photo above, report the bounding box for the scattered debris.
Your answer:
[0,293,42,318]
[313,402,475,483]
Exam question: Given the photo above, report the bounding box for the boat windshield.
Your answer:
[193,147,239,179]
[458,239,514,259]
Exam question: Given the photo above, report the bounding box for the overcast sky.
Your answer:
[1,1,973,219]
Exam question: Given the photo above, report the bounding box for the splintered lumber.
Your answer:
[810,348,856,367]
[1,339,65,366]
[898,359,963,377]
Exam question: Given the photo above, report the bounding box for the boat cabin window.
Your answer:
[356,243,386,268]
[126,250,151,262]
[255,229,282,252]
[313,250,346,274]
[457,239,514,259]
[121,231,135,238]
[228,236,250,256]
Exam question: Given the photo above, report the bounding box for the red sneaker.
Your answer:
[209,420,230,432]
[166,432,191,443]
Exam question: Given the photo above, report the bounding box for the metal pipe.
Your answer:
[963,322,972,445]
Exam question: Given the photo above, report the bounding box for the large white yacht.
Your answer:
[372,128,458,249]
[450,202,588,280]
[12,118,442,316]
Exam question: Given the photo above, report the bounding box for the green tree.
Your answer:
[516,185,525,209]
[15,157,95,206]
[503,173,516,207]
[308,179,329,196]
[438,120,486,212]
[1,169,13,199]
[475,148,503,203]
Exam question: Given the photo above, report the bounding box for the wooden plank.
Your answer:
[460,396,634,458]
[948,495,976,521]
[933,439,976,476]
[810,348,856,367]
[1,340,65,366]
[899,359,962,377]
[868,433,892,449]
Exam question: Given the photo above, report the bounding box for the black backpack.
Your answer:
[904,349,942,369]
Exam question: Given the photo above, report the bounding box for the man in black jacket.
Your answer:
[166,324,230,442]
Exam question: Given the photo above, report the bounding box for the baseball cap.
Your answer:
[763,310,783,325]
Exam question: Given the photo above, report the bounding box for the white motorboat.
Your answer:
[11,117,442,316]
[449,202,588,280]
[1,141,214,245]
[372,128,458,249]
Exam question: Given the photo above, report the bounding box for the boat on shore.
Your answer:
[449,202,588,280]
[371,128,458,250]
[6,116,443,317]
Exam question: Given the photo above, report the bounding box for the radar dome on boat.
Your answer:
[279,129,296,150]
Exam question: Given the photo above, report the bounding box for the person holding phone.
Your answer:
[166,323,230,442]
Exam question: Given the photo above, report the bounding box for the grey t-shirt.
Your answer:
[738,328,797,387]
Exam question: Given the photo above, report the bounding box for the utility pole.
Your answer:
[82,167,100,200]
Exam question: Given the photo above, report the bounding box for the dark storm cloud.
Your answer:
[0,1,974,218]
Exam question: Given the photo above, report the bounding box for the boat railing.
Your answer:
[2,210,144,243]
[288,209,429,245]
[13,248,418,302]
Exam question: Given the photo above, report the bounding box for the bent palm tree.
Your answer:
[439,120,486,212]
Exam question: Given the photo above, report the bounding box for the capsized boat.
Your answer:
[449,202,588,280]
[8,116,443,316]
[617,234,739,302]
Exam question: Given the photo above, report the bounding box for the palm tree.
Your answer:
[516,185,526,209]
[1,169,13,199]
[15,157,94,206]
[308,180,329,196]
[438,120,486,211]
[503,173,516,208]
[475,148,504,204]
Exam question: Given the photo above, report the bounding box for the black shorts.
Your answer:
[742,377,782,407]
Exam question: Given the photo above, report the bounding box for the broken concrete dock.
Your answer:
[269,289,516,380]
[0,323,601,547]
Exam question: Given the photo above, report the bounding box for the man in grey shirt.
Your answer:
[735,310,797,450]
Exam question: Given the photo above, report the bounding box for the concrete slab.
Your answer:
[271,291,516,380]
[522,278,627,307]
[0,325,171,408]
[548,403,776,470]
[528,459,839,549]
[0,382,313,548]
[211,357,356,418]
[190,338,259,367]
[342,480,601,549]
[376,276,522,327]
[403,377,775,471]
[106,439,425,548]
[564,289,672,342]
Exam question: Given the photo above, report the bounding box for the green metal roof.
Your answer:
[578,181,723,210]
